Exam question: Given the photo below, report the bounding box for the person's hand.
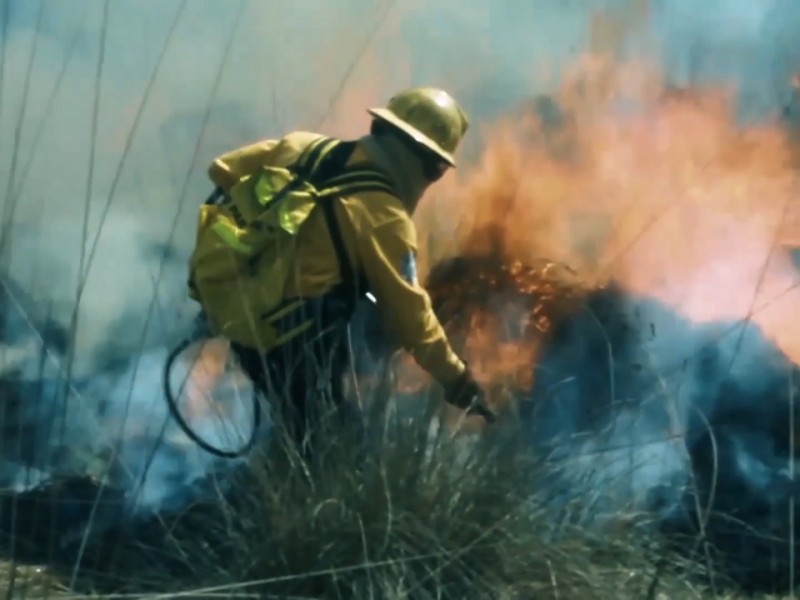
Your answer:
[443,367,497,424]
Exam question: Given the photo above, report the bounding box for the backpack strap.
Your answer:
[293,136,340,177]
[317,167,397,313]
[317,168,396,198]
[293,137,397,313]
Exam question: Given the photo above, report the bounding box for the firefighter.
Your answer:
[204,87,496,457]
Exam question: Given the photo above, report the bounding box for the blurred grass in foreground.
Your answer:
[0,386,770,599]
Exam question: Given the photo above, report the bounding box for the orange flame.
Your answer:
[409,57,800,411]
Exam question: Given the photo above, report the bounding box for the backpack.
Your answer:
[187,135,395,352]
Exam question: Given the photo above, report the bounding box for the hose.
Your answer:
[162,337,262,459]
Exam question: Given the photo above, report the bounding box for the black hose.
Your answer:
[163,338,262,459]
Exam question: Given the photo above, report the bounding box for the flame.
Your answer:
[406,57,800,414]
[388,252,594,424]
[428,256,592,386]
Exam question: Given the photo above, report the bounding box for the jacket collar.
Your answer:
[356,134,430,214]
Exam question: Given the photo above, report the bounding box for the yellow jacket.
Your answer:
[207,131,466,386]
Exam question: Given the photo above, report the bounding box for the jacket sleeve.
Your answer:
[355,211,466,386]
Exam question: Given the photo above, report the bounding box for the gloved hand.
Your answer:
[443,367,497,424]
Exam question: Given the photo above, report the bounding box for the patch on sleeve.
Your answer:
[401,251,419,286]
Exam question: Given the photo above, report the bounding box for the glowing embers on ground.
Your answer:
[427,251,593,390]
[388,248,597,419]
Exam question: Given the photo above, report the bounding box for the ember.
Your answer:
[427,252,590,337]
[425,249,594,393]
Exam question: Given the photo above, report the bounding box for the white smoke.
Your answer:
[2,1,800,570]
[2,0,799,369]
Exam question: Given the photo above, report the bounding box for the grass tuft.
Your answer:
[0,387,713,599]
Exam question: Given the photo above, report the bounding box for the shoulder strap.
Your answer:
[293,136,340,177]
[294,137,398,312]
[319,197,355,307]
[317,168,396,198]
[317,167,397,312]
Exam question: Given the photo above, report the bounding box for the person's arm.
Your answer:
[355,209,466,386]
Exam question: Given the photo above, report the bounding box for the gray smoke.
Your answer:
[1,0,800,585]
[0,278,259,519]
[520,282,800,590]
[2,0,797,366]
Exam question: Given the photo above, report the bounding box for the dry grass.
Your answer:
[0,388,736,600]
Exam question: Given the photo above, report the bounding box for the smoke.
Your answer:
[2,0,799,364]
[0,278,260,522]
[2,0,800,589]
[0,0,632,520]
[406,1,800,589]
[520,282,800,589]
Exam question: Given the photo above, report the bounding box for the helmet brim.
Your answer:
[367,107,457,167]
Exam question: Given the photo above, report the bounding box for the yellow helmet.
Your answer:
[368,87,469,167]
